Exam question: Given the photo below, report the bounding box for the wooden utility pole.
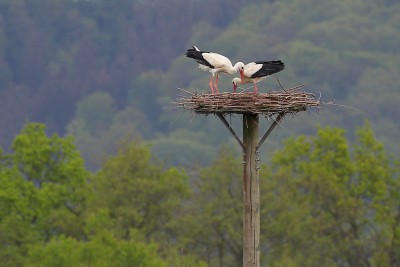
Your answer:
[243,114,260,267]
[175,86,319,267]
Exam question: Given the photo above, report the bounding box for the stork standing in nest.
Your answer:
[185,46,245,94]
[232,60,285,93]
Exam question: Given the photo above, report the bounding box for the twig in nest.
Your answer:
[275,75,286,92]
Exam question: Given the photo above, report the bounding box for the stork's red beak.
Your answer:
[233,83,237,93]
[240,69,244,82]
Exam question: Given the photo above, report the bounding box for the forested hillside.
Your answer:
[0,0,399,167]
[1,122,399,266]
[0,0,264,155]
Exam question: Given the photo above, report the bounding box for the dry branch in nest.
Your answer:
[174,84,320,116]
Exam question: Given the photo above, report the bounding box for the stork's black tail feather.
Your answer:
[185,47,213,68]
[185,48,200,59]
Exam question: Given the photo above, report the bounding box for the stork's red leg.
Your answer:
[215,74,220,93]
[209,76,214,94]
[254,83,258,93]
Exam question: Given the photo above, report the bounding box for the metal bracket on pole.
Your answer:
[216,113,245,151]
[256,112,285,151]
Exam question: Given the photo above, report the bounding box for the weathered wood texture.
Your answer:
[243,114,260,267]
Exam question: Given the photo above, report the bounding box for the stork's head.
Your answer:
[234,62,245,80]
[232,78,242,93]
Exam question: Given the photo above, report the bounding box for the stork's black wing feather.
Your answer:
[251,60,285,78]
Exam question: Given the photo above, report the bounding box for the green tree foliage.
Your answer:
[1,121,400,266]
[90,140,191,251]
[151,129,220,167]
[174,124,399,267]
[27,232,166,267]
[0,123,90,266]
[178,146,243,267]
[0,123,191,266]
[73,92,117,136]
[89,140,208,266]
[263,124,400,267]
[67,92,150,170]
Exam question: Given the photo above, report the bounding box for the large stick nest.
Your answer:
[174,84,320,116]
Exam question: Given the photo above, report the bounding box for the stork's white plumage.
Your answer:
[232,60,285,93]
[186,46,244,94]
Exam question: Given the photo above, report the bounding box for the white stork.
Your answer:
[185,46,244,94]
[232,60,285,93]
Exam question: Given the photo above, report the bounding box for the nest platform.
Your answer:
[174,84,320,116]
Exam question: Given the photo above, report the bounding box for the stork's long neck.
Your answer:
[226,62,244,75]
